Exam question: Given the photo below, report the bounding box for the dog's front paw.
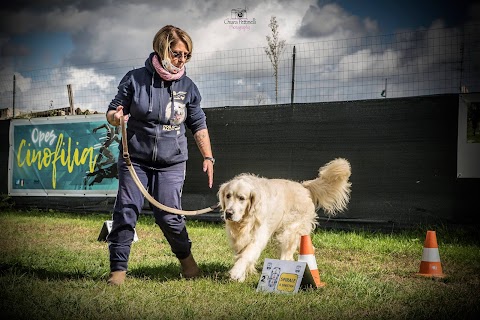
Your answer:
[229,266,246,282]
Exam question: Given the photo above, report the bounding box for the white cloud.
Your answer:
[297,3,379,39]
[338,49,400,80]
[0,0,472,113]
[0,66,117,114]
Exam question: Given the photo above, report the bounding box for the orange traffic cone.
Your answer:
[298,235,326,288]
[416,230,446,278]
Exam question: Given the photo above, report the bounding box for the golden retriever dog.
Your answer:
[218,158,351,282]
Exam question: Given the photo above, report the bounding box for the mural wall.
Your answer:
[8,115,119,196]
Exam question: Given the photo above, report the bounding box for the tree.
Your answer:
[255,92,266,105]
[264,16,286,105]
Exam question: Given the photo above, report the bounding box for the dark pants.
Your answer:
[107,158,191,272]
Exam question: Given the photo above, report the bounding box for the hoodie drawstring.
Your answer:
[148,73,154,113]
[169,82,175,124]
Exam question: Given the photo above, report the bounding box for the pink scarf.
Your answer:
[152,54,184,81]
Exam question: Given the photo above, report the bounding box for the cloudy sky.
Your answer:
[0,0,478,113]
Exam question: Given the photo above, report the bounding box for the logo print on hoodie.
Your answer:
[164,91,187,125]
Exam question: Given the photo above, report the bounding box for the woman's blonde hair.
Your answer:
[152,25,193,62]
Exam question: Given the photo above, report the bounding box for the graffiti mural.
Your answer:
[8,115,119,196]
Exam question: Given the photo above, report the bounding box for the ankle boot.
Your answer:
[179,254,202,279]
[107,270,127,285]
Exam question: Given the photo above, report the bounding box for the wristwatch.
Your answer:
[204,157,215,165]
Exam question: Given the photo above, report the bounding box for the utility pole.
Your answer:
[67,84,74,115]
[12,75,16,118]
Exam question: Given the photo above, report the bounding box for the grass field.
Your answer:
[0,209,479,319]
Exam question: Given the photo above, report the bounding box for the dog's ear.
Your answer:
[247,188,259,216]
[217,182,227,210]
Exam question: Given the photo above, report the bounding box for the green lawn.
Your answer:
[0,209,479,319]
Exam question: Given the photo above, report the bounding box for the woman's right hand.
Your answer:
[109,106,128,126]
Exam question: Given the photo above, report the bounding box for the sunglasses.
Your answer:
[169,49,191,60]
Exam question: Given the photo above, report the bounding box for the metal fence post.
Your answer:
[291,46,296,105]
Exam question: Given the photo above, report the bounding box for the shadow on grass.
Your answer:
[0,262,101,281]
[130,261,231,282]
[0,261,232,283]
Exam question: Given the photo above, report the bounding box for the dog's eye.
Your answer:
[226,194,231,199]
[239,196,246,201]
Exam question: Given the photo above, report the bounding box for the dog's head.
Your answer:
[217,174,257,223]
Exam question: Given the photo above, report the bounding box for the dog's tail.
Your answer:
[302,158,352,217]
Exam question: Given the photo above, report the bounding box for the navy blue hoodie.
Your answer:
[108,52,207,168]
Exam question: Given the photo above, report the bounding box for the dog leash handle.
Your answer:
[121,116,131,166]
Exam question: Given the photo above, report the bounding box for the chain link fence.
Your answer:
[0,23,478,117]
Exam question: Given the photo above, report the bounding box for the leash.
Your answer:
[120,115,219,215]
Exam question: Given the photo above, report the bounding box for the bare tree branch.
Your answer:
[264,16,286,105]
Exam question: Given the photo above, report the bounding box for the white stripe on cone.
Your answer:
[421,248,441,262]
[298,254,318,270]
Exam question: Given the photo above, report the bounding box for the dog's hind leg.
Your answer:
[277,232,300,261]
[279,242,297,261]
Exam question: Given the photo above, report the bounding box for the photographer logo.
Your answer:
[231,8,247,19]
[225,7,256,31]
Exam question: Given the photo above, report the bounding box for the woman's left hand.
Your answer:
[203,160,214,188]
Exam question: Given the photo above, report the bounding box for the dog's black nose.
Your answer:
[225,209,234,220]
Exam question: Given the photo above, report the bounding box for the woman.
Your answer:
[105,25,214,285]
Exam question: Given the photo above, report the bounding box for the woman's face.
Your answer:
[169,41,190,69]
